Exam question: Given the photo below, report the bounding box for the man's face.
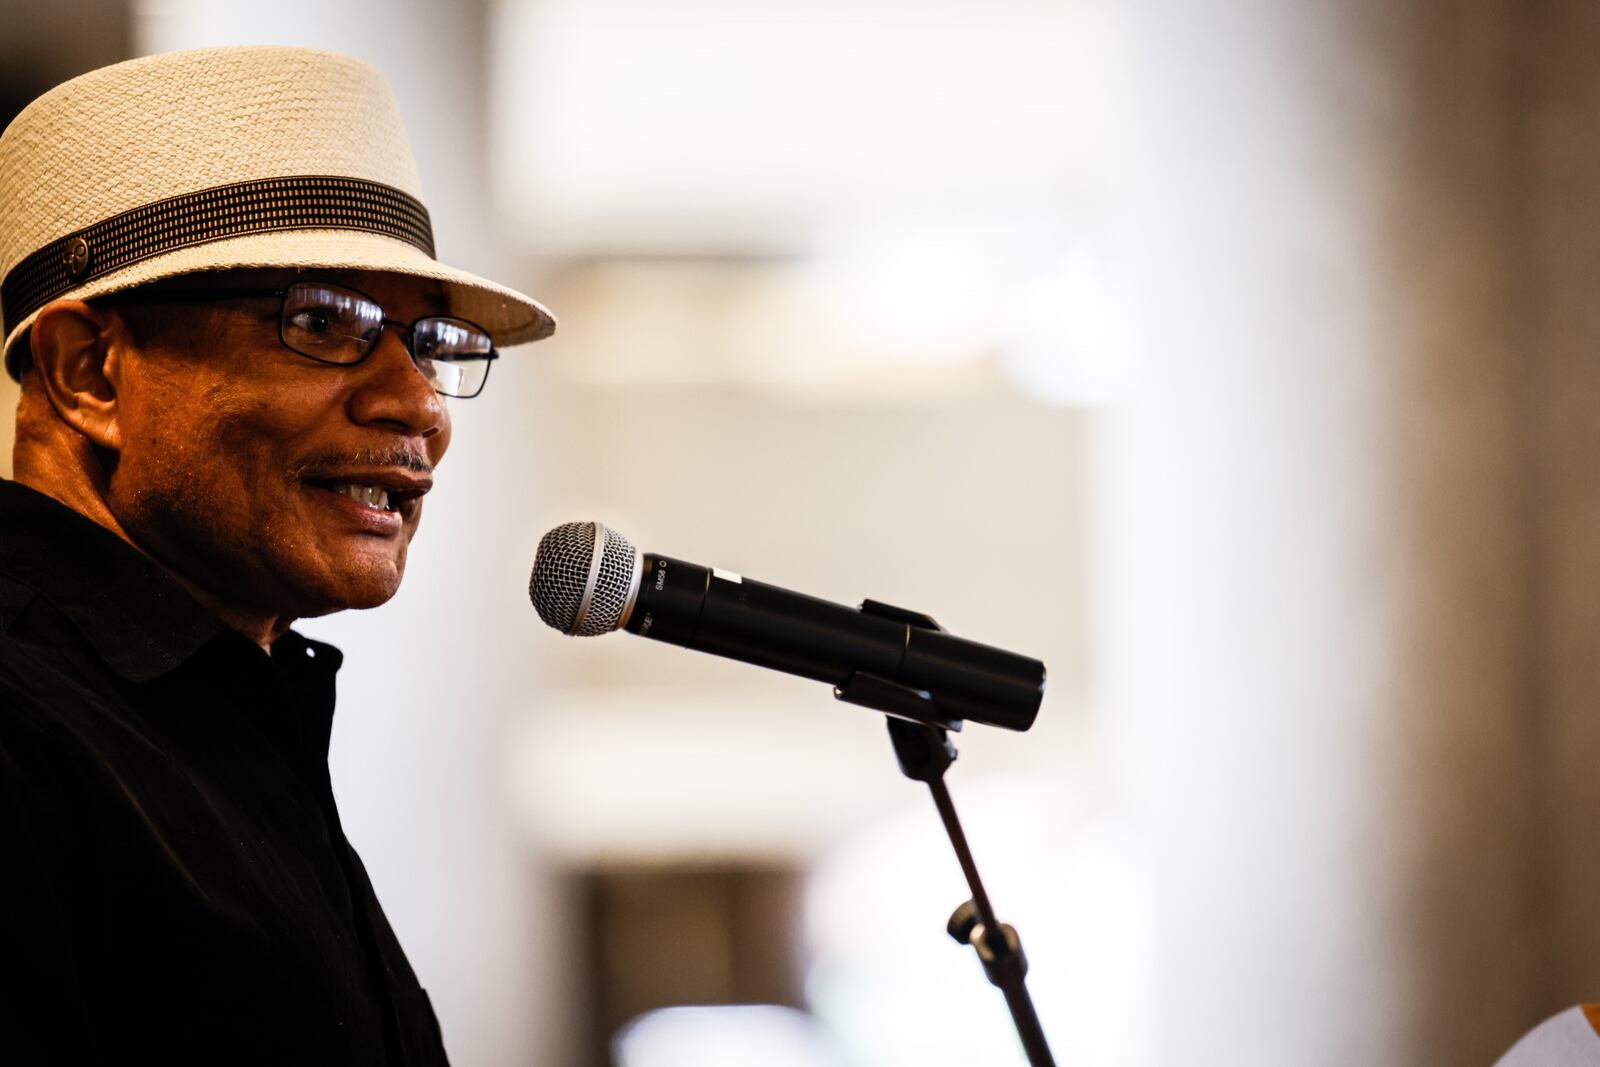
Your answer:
[105,268,454,623]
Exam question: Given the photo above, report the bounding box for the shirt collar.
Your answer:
[0,478,234,682]
[268,628,345,759]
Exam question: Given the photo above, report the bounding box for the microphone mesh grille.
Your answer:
[529,522,595,634]
[581,525,638,636]
[529,521,638,636]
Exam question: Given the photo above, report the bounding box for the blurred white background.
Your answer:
[5,1,1600,1064]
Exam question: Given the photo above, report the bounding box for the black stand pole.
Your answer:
[834,601,1058,1067]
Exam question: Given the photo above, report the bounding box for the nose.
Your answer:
[347,325,447,438]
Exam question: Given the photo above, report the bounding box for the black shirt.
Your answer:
[0,479,449,1064]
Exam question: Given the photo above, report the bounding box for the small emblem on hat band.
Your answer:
[64,237,91,280]
[1,175,436,339]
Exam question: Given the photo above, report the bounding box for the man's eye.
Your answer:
[291,309,335,333]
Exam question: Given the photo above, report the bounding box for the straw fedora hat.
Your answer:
[0,45,555,380]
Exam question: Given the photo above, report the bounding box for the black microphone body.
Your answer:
[625,553,1044,732]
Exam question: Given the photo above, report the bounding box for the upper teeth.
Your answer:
[334,484,391,510]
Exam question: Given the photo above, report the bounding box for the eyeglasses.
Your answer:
[105,281,499,398]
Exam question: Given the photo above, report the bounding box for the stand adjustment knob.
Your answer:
[947,899,1031,987]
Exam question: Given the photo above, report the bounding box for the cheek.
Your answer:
[117,371,305,523]
[116,409,255,549]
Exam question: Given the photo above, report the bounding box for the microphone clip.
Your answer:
[832,599,965,734]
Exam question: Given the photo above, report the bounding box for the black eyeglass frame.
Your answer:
[97,281,501,399]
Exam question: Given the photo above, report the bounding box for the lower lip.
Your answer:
[305,484,405,535]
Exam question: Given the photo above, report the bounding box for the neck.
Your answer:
[159,571,290,653]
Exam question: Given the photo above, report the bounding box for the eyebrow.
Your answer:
[119,277,453,317]
[347,279,450,317]
[277,277,453,317]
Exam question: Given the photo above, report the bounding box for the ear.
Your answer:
[28,299,128,452]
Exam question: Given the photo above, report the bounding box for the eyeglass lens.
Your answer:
[280,282,494,398]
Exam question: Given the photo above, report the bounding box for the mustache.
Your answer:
[291,447,435,479]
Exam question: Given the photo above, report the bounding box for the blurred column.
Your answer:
[1095,1,1538,1063]
[133,4,562,1065]
[1521,0,1600,1023]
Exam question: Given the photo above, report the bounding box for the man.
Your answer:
[0,47,553,1062]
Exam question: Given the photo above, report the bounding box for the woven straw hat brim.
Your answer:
[1,229,555,363]
[0,45,555,373]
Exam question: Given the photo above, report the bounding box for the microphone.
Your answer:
[528,521,1045,732]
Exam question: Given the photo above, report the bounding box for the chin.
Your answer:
[298,557,408,615]
[340,570,406,611]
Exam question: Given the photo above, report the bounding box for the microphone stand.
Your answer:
[835,601,1058,1067]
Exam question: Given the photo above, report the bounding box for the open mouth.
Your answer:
[304,479,428,516]
[329,482,397,513]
